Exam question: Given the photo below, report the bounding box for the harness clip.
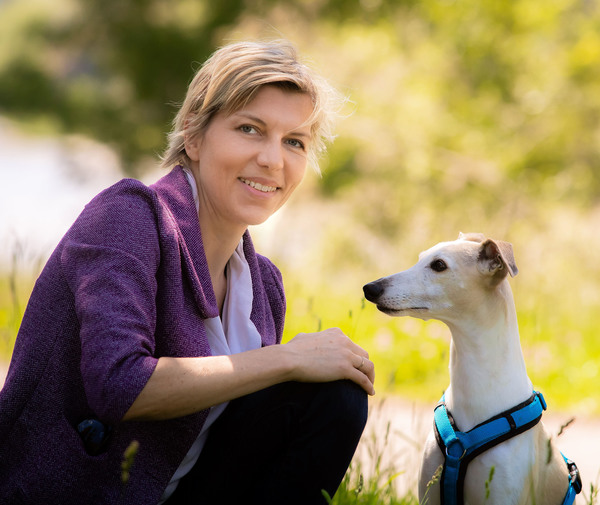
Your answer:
[535,391,547,411]
[566,458,583,494]
[445,438,467,461]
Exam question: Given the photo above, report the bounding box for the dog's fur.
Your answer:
[363,233,570,505]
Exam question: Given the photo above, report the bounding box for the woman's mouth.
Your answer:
[239,177,278,193]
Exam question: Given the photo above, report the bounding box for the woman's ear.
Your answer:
[184,133,201,162]
[183,116,201,162]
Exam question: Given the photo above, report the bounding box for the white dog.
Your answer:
[363,233,581,505]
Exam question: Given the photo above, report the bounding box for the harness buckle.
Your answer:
[445,438,467,461]
[535,391,547,411]
[566,458,583,494]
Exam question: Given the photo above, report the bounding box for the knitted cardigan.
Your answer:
[0,166,286,504]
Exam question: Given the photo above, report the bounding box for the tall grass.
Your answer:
[329,406,598,504]
[324,418,419,505]
[281,277,600,415]
[0,240,41,360]
[1,246,598,504]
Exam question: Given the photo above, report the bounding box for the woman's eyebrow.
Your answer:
[233,111,266,126]
[234,111,312,138]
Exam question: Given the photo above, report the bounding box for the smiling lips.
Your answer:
[239,177,278,193]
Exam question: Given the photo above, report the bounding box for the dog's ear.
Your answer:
[477,239,518,283]
[459,232,486,243]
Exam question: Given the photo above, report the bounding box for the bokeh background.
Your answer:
[1,0,599,415]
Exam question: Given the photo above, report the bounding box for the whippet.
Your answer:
[363,233,581,505]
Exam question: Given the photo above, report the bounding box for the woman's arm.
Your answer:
[123,328,375,421]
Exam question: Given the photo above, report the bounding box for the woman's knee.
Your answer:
[314,380,368,435]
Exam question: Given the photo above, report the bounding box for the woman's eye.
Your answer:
[239,125,257,134]
[286,138,305,150]
[430,259,448,272]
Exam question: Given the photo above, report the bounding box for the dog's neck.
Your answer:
[444,281,532,431]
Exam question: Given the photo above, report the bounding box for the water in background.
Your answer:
[0,118,127,268]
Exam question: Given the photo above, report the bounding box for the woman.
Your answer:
[0,40,375,505]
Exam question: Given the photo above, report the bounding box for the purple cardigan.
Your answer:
[0,166,286,504]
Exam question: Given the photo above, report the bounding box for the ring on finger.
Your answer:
[357,356,365,370]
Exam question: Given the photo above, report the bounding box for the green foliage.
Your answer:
[121,439,139,486]
[484,466,495,501]
[325,419,418,505]
[2,0,600,192]
[587,483,599,505]
[0,0,261,170]
[280,275,600,414]
[1,3,600,498]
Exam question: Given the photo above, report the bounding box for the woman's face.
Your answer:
[185,85,313,234]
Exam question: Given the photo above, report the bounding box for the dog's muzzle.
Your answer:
[363,281,384,302]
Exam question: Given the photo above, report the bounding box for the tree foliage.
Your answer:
[1,0,599,235]
[0,0,414,171]
[0,0,273,170]
[2,0,600,414]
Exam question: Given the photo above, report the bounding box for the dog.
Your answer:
[363,233,581,505]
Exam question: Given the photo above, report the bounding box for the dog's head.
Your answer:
[362,232,518,323]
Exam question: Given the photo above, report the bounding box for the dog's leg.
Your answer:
[418,432,443,505]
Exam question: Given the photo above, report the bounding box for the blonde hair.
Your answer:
[160,40,343,173]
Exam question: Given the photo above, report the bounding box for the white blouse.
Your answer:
[158,169,263,503]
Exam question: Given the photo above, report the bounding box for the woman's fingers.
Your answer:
[352,353,375,395]
[347,338,375,390]
[286,328,375,395]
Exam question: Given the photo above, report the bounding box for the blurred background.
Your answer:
[1,0,599,414]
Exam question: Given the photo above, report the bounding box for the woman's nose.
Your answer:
[257,139,284,171]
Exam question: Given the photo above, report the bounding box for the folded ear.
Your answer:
[477,239,518,282]
[458,232,486,243]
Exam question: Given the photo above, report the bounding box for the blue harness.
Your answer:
[433,391,582,505]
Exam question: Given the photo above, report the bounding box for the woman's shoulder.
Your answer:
[79,167,191,230]
[88,177,159,208]
[70,178,159,235]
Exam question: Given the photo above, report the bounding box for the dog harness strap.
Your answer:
[458,393,546,451]
[434,391,548,505]
[433,402,464,504]
[434,392,582,505]
[561,454,583,505]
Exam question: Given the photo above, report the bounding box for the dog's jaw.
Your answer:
[376,305,430,317]
[363,274,438,320]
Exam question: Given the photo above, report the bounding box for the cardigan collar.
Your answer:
[150,165,266,326]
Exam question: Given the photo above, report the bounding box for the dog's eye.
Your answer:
[430,259,448,272]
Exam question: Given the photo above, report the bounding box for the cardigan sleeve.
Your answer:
[60,180,162,423]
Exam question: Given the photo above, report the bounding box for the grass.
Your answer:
[324,417,419,505]
[1,252,599,504]
[280,279,600,504]
[281,278,600,415]
[330,411,598,504]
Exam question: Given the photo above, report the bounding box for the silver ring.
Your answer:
[358,357,365,370]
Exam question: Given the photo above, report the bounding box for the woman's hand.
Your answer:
[123,328,374,421]
[283,328,375,396]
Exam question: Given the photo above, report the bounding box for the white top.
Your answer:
[158,169,263,503]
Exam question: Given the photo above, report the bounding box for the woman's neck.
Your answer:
[186,165,246,311]
[199,213,246,313]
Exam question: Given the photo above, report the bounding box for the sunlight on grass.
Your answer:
[281,277,600,415]
[324,415,419,505]
[1,250,599,504]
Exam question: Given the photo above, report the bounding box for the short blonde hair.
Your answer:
[160,40,343,173]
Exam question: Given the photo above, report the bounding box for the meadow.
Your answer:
[2,233,599,503]
[2,1,600,501]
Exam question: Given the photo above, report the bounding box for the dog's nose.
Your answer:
[363,281,384,301]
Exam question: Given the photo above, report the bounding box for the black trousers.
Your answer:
[166,380,368,505]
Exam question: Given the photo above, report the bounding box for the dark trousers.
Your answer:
[166,380,368,505]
